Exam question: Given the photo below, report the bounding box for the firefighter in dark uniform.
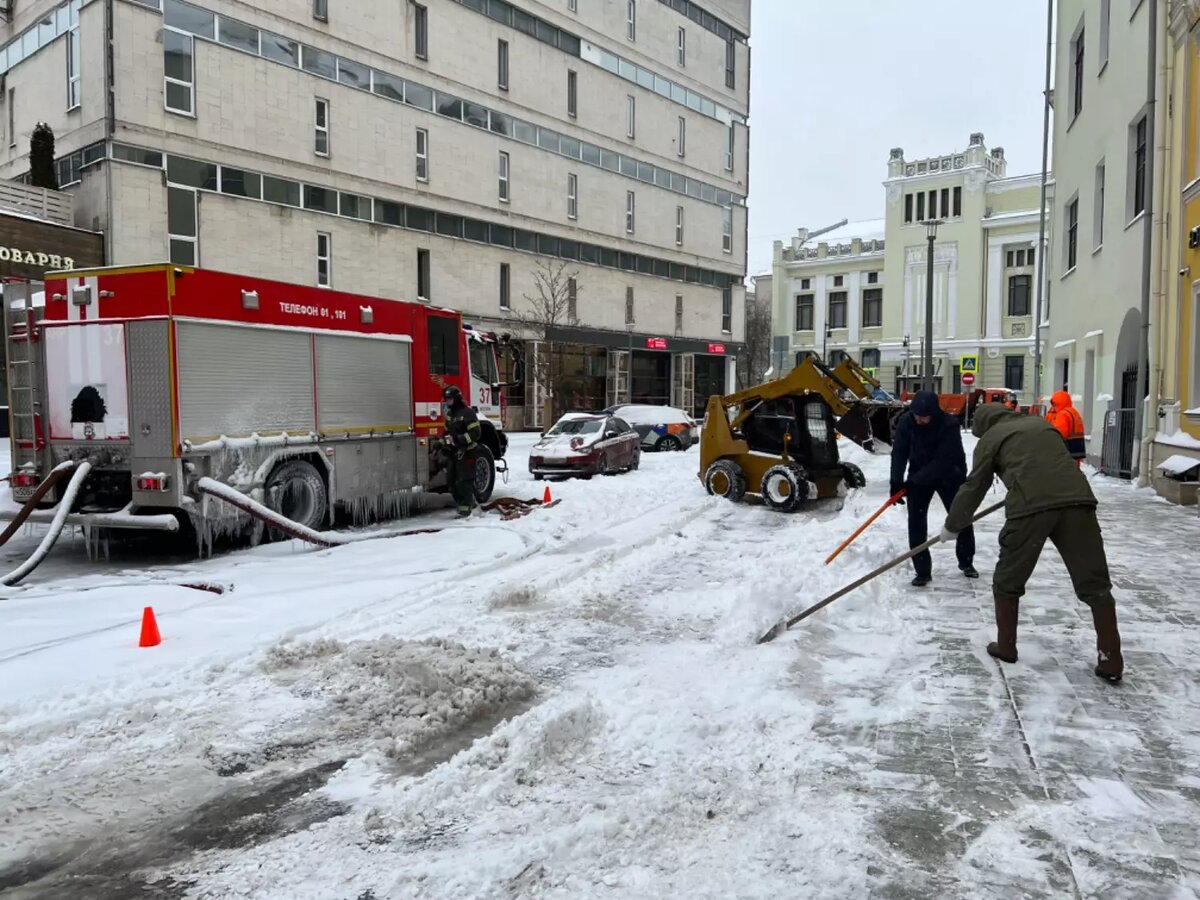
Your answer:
[442,385,482,518]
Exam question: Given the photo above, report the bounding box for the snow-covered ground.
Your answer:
[1,435,1198,899]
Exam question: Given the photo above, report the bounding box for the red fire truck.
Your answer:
[2,264,515,541]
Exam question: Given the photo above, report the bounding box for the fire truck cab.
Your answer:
[3,264,513,543]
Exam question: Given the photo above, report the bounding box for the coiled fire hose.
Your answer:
[1,461,93,587]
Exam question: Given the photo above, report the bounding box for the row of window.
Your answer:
[794,290,884,331]
[158,1,741,209]
[795,272,880,291]
[902,186,962,224]
[1063,115,1144,273]
[128,143,739,289]
[308,233,732,334]
[0,0,84,76]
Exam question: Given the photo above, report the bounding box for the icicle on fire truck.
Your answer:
[2,264,520,551]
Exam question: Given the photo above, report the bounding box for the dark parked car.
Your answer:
[529,413,641,480]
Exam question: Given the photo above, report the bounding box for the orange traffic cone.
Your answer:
[138,606,162,648]
[542,485,552,504]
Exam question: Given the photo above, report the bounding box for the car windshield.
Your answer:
[548,418,603,435]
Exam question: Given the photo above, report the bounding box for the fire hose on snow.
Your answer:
[0,460,77,551]
[1,461,94,587]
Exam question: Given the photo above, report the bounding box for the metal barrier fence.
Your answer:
[1100,408,1137,479]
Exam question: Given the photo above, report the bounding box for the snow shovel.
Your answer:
[824,489,906,566]
[757,500,1005,644]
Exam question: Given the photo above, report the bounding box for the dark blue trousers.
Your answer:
[907,482,975,578]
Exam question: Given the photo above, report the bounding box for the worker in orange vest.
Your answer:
[1046,391,1086,466]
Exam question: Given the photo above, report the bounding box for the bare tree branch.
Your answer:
[509,258,582,421]
[738,290,773,389]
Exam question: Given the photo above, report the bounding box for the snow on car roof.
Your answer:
[612,404,692,424]
[558,412,605,421]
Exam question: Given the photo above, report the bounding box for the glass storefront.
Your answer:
[631,351,671,406]
[693,354,726,417]
[550,344,607,415]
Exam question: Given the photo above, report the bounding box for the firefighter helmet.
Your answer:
[442,385,464,405]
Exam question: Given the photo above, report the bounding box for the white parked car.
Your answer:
[603,404,699,452]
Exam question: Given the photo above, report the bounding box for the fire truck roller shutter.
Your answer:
[176,321,316,443]
[314,333,413,432]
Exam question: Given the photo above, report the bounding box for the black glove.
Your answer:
[890,483,906,505]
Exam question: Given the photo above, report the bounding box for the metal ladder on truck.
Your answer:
[3,280,47,494]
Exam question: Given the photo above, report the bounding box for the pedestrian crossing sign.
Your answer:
[864,367,877,379]
[960,355,979,374]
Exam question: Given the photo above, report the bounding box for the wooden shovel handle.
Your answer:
[824,489,906,566]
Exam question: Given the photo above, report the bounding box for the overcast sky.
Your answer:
[745,0,1054,278]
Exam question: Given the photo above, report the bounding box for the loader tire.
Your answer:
[760,464,812,513]
[842,462,867,489]
[704,460,746,502]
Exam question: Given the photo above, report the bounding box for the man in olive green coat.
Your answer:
[940,403,1123,683]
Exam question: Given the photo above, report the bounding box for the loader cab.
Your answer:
[743,395,839,473]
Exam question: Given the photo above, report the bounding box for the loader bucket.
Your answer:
[834,404,876,453]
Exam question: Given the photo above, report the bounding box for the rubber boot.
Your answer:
[987,595,1019,664]
[1091,603,1124,684]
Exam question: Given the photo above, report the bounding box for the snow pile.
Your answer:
[259,636,539,760]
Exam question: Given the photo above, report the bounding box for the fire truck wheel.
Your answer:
[472,445,497,503]
[265,460,328,533]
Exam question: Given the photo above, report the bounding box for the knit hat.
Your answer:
[910,390,941,417]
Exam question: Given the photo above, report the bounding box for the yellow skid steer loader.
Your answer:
[698,357,904,512]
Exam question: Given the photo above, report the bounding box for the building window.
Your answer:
[795,294,814,331]
[1093,162,1105,249]
[1004,355,1024,391]
[1132,114,1147,217]
[675,294,683,332]
[1008,274,1031,316]
[314,98,330,156]
[1066,197,1079,270]
[499,262,510,309]
[414,3,428,60]
[828,291,847,329]
[567,70,577,117]
[724,124,734,171]
[627,0,636,40]
[940,188,949,219]
[67,7,81,110]
[677,27,686,66]
[626,190,635,233]
[677,116,686,157]
[568,277,578,321]
[953,186,962,217]
[722,206,732,253]
[567,173,578,219]
[800,278,811,290]
[928,190,937,219]
[1071,24,1085,119]
[497,39,509,90]
[833,275,844,287]
[904,194,913,224]
[417,248,431,300]
[1100,0,1111,68]
[313,0,328,21]
[721,286,732,333]
[498,151,510,202]
[862,348,881,369]
[867,271,879,284]
[568,0,577,11]
[167,186,198,266]
[916,192,925,221]
[675,205,684,246]
[626,95,636,138]
[415,127,429,182]
[164,29,195,115]
[724,40,735,89]
[625,286,635,324]
[316,232,332,287]
[862,288,882,327]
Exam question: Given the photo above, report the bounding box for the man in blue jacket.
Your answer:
[891,390,977,586]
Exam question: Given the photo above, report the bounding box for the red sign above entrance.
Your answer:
[645,337,668,350]
[962,372,976,387]
[707,343,726,354]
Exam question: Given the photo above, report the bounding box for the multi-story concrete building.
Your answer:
[769,218,886,376]
[0,0,750,428]
[1046,0,1157,470]
[769,135,1048,402]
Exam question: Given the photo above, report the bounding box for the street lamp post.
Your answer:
[902,333,910,393]
[822,321,832,364]
[924,219,941,392]
[625,320,634,405]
